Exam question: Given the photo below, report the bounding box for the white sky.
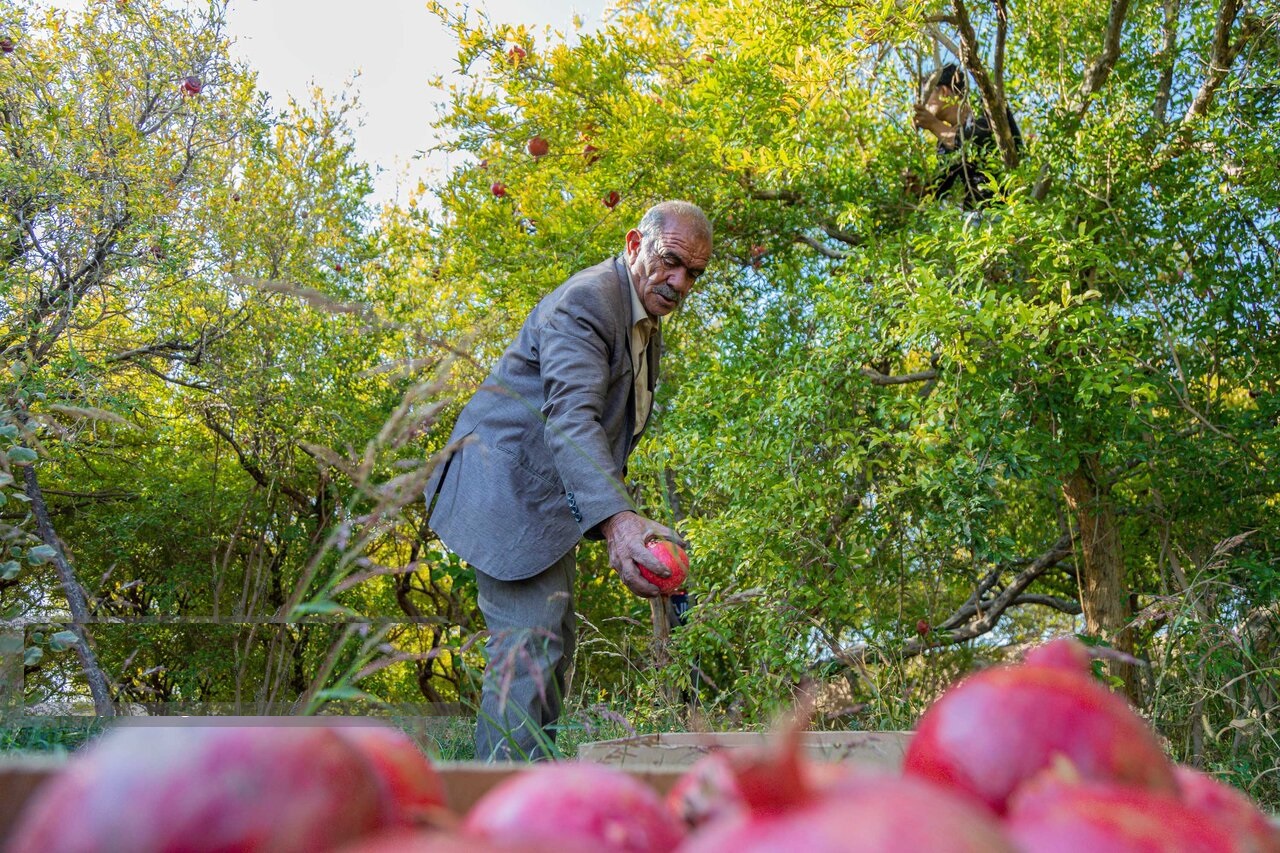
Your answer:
[224,0,610,208]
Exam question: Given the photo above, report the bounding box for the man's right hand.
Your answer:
[601,510,687,598]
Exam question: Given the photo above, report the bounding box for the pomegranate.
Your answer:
[1006,778,1244,852]
[7,726,389,853]
[1173,766,1280,853]
[526,135,549,157]
[181,75,202,95]
[332,724,449,825]
[668,752,745,829]
[463,761,685,852]
[641,540,688,595]
[334,829,553,852]
[490,181,507,198]
[682,774,1018,853]
[1021,636,1092,672]
[903,641,1177,813]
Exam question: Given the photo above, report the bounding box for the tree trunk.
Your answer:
[1061,453,1139,701]
[21,464,116,716]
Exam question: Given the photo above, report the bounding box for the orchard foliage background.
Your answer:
[1,0,1277,796]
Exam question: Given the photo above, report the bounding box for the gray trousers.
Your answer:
[473,549,576,761]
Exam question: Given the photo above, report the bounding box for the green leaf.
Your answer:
[48,630,80,652]
[289,601,362,620]
[6,446,37,464]
[23,646,43,667]
[0,425,17,439]
[28,544,58,565]
[313,686,377,703]
[0,560,20,580]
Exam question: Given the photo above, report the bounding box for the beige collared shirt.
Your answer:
[626,272,658,436]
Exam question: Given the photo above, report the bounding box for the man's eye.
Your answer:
[661,254,680,267]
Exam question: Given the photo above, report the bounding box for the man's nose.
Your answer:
[669,267,692,292]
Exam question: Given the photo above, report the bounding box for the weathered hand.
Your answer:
[601,510,687,598]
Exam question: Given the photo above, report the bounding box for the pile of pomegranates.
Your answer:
[7,638,1277,851]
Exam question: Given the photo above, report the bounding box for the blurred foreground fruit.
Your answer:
[1172,766,1280,853]
[8,726,401,853]
[1006,778,1246,853]
[332,725,448,825]
[641,539,688,595]
[903,639,1177,812]
[682,774,1017,853]
[463,761,685,853]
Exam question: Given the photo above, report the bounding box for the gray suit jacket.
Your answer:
[425,255,660,580]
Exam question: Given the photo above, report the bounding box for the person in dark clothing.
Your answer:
[912,63,1022,210]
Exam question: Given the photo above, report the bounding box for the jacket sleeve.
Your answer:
[536,281,634,536]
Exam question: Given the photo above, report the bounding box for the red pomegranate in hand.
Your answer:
[641,539,688,595]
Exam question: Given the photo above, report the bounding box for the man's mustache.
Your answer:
[655,284,679,303]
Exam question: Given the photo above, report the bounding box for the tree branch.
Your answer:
[1182,4,1270,124]
[951,0,1019,168]
[1153,0,1181,123]
[826,532,1076,667]
[861,366,939,386]
[749,188,803,204]
[795,233,852,259]
[201,412,314,513]
[21,462,116,716]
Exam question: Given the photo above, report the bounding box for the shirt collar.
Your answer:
[624,260,659,335]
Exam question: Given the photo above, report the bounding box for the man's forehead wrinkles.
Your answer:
[657,235,710,270]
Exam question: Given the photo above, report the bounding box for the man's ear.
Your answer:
[625,229,642,257]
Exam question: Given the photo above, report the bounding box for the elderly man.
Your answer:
[425,200,713,760]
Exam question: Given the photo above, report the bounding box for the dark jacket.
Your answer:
[932,105,1022,209]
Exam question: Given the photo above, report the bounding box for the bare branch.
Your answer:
[826,532,1077,668]
[201,412,314,513]
[951,0,1019,168]
[861,366,939,386]
[750,188,803,204]
[1154,0,1181,123]
[1077,0,1133,112]
[1183,5,1271,123]
[794,233,852,259]
[926,22,962,60]
[820,222,862,246]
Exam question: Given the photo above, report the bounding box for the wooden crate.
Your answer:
[577,730,913,768]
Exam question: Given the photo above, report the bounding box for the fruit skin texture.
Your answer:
[604,190,621,208]
[181,75,202,95]
[7,726,388,853]
[331,724,448,825]
[526,136,549,157]
[490,181,507,198]
[903,653,1178,813]
[640,539,688,595]
[1172,766,1280,853]
[463,761,685,853]
[682,774,1018,853]
[1005,779,1245,853]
